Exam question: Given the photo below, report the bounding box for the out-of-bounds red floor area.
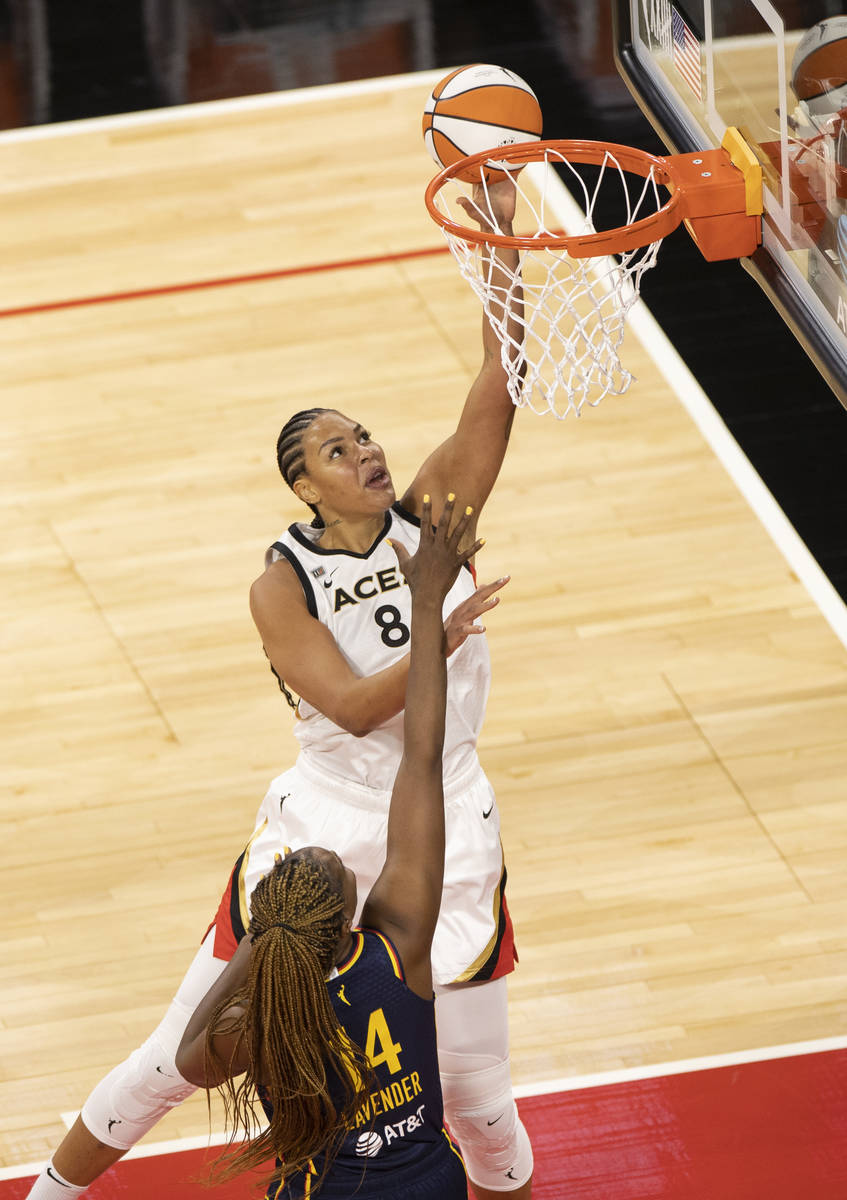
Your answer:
[520,1047,847,1199]
[4,1048,845,1199]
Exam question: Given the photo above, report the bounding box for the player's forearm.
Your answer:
[482,226,524,364]
[176,938,251,1085]
[401,593,448,769]
[383,594,447,874]
[329,653,412,736]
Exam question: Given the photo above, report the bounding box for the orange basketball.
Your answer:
[423,64,543,183]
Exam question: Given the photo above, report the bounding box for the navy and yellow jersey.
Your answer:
[264,929,467,1200]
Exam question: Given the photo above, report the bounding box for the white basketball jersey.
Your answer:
[268,503,491,793]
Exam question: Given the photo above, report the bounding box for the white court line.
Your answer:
[2,1034,845,1181]
[511,1032,847,1097]
[527,159,847,653]
[0,68,448,144]
[0,1133,233,1182]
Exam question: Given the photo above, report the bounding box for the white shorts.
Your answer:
[208,754,516,986]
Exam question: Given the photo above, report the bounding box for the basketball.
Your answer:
[792,15,847,121]
[422,63,543,182]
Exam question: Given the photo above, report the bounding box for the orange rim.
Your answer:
[424,138,685,255]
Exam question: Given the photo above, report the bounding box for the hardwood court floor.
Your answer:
[2,74,846,1168]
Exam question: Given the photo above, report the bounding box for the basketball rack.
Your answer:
[424,128,763,418]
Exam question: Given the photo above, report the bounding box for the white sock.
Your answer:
[26,1163,88,1199]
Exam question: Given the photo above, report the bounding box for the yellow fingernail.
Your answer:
[465,506,473,516]
[478,537,486,546]
[447,492,455,502]
[423,494,430,504]
[385,538,393,547]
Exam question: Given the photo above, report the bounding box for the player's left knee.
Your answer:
[440,1058,534,1190]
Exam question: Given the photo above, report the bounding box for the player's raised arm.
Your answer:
[360,495,481,996]
[401,176,525,527]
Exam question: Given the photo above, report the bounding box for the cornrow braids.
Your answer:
[271,408,333,714]
[205,854,375,1190]
[276,408,332,529]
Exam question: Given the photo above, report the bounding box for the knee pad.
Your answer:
[81,1007,197,1149]
[81,934,226,1150]
[440,1057,533,1190]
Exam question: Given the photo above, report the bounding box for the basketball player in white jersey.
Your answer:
[28,178,533,1200]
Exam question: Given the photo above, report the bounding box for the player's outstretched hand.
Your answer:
[444,573,509,655]
[391,494,482,608]
[457,174,518,232]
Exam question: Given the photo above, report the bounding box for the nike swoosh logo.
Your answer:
[46,1167,74,1188]
[322,569,339,589]
[482,804,494,819]
[487,1113,503,1125]
[107,1118,123,1133]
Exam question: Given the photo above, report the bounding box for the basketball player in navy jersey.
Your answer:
[176,495,477,1198]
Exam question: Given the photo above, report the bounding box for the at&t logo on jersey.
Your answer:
[355,1131,383,1157]
[354,1103,429,1154]
[383,1102,428,1146]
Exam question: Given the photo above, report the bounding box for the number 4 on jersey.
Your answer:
[365,1007,403,1074]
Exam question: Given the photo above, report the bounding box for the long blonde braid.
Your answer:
[206,853,375,1187]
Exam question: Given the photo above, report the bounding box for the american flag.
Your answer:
[672,7,702,100]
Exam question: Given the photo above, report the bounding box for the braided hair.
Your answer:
[276,407,332,527]
[272,408,332,712]
[205,852,375,1189]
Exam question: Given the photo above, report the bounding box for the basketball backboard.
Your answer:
[614,0,847,406]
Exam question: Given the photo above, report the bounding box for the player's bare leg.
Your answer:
[52,1118,126,1186]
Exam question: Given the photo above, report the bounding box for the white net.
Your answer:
[429,146,668,419]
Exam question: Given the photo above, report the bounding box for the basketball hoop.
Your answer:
[424,131,762,418]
